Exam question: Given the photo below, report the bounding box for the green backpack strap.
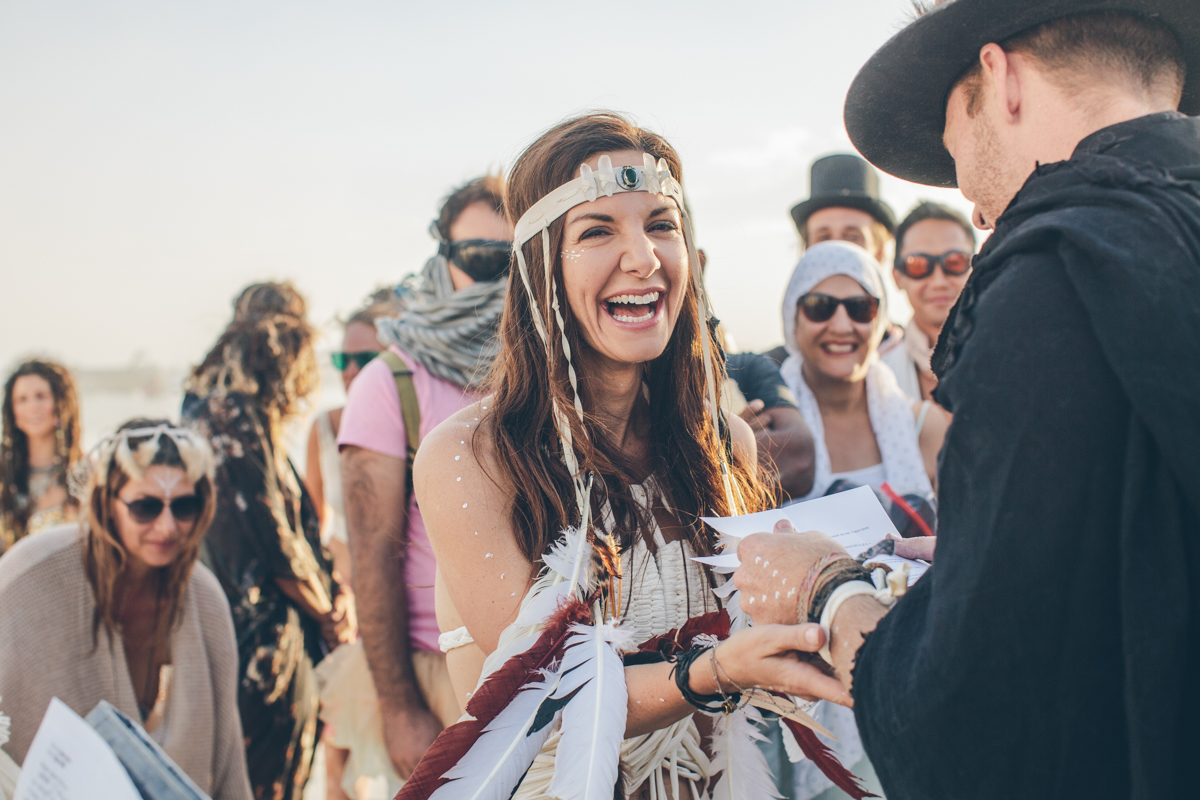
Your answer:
[377,350,421,473]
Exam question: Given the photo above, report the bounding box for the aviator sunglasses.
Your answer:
[119,494,204,524]
[441,239,513,282]
[895,250,972,280]
[331,351,379,371]
[798,293,881,324]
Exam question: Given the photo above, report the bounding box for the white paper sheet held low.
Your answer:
[13,698,141,800]
[695,486,928,584]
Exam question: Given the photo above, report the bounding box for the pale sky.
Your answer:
[0,0,973,373]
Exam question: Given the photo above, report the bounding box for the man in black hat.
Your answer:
[733,2,1200,799]
[790,153,896,263]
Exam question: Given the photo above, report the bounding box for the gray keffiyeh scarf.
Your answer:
[375,255,507,390]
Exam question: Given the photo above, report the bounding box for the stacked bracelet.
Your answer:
[672,645,740,714]
[807,560,874,624]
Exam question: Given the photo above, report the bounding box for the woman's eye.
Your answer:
[649,221,678,233]
[579,227,609,241]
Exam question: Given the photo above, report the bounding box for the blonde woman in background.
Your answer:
[184,282,353,800]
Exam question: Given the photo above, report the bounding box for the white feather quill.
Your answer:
[547,622,635,800]
[431,668,564,800]
[709,706,782,800]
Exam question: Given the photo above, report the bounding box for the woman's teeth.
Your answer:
[606,292,659,323]
[822,342,858,354]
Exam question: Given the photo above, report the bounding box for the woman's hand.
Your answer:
[690,624,853,706]
[733,520,847,625]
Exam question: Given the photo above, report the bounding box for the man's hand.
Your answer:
[733,520,847,625]
[382,704,443,779]
[891,534,937,562]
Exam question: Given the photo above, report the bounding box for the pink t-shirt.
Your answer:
[337,345,477,653]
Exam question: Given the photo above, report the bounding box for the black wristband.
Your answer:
[671,646,738,714]
[807,563,873,624]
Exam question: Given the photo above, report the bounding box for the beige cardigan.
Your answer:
[0,525,251,800]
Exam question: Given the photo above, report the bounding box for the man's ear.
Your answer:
[979,43,1020,122]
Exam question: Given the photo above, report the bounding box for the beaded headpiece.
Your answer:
[69,424,215,500]
[512,153,744,552]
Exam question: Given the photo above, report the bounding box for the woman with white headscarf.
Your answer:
[780,240,946,503]
[777,240,948,800]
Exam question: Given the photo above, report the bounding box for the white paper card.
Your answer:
[13,699,141,800]
[698,486,928,585]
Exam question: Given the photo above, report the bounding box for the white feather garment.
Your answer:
[432,669,565,800]
[709,706,782,800]
[547,623,636,800]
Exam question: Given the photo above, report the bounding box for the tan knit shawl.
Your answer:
[0,525,251,800]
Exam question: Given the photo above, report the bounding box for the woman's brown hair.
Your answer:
[1,359,83,549]
[486,112,770,565]
[186,282,319,426]
[83,419,217,641]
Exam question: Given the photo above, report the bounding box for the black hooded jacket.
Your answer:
[852,113,1200,799]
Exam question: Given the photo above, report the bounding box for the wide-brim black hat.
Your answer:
[790,153,897,234]
[844,0,1200,188]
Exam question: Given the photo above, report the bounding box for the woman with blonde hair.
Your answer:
[0,420,251,799]
[0,359,83,551]
[185,281,352,800]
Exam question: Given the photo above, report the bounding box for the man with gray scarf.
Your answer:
[337,176,511,782]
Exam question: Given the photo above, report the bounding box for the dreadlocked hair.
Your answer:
[83,419,217,644]
[186,282,319,425]
[1,359,82,550]
[485,112,771,565]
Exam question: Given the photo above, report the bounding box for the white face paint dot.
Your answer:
[761,595,767,603]
[485,553,493,558]
[782,577,787,585]
[772,570,778,577]
[511,592,516,596]
[500,573,505,579]
[462,503,468,508]
[754,556,762,564]
[748,596,756,605]
[457,477,462,482]
[455,455,461,461]
[460,440,465,445]
[474,531,479,536]
[763,561,770,568]
[482,406,487,410]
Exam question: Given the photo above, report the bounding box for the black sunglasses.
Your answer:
[895,250,972,280]
[120,495,204,524]
[441,239,513,283]
[798,293,881,324]
[331,351,379,371]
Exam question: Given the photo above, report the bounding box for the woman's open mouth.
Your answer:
[603,291,663,327]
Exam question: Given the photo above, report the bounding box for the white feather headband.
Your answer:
[70,424,215,500]
[512,153,743,553]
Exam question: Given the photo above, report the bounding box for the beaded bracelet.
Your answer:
[672,645,740,714]
[796,553,852,622]
[807,561,874,624]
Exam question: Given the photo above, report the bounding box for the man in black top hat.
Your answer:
[733,2,1200,799]
[790,153,896,263]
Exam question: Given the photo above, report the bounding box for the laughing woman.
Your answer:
[0,420,251,799]
[411,114,853,800]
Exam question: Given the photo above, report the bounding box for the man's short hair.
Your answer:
[958,10,1187,116]
[896,201,976,252]
[435,175,506,240]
